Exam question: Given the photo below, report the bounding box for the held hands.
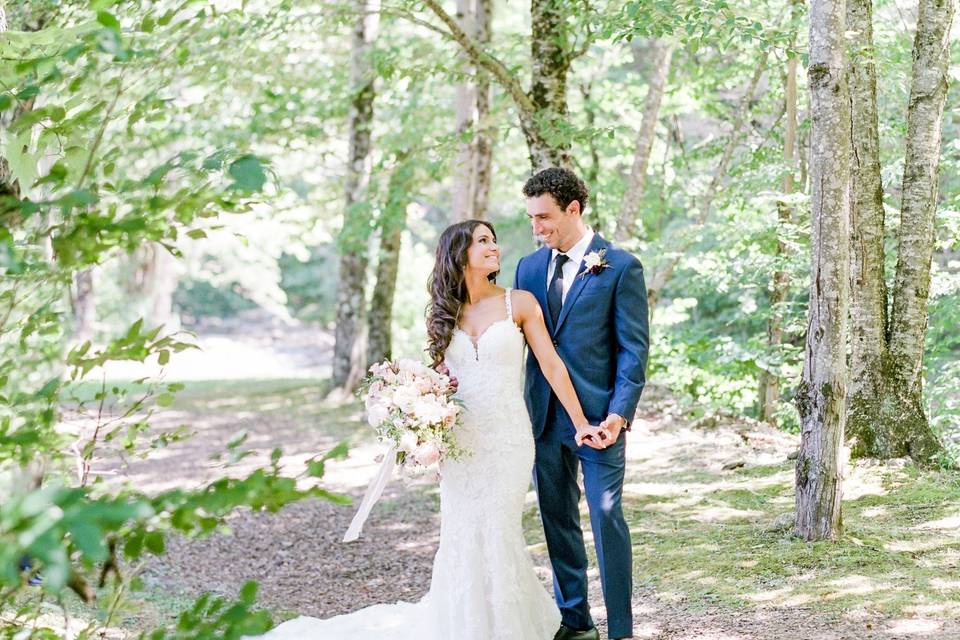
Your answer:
[575,414,627,449]
[574,424,607,450]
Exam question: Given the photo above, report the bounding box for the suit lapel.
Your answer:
[529,247,556,334]
[555,233,608,333]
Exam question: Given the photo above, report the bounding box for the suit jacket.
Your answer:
[514,232,649,439]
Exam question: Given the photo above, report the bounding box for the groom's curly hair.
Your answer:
[522,167,589,215]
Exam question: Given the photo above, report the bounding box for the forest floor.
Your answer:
[69,377,958,640]
[58,318,960,639]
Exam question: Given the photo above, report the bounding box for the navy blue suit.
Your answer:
[514,232,648,638]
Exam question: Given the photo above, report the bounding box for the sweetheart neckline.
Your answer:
[454,317,521,347]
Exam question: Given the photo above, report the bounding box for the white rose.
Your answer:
[583,252,602,269]
[398,431,419,453]
[366,403,390,427]
[391,385,419,412]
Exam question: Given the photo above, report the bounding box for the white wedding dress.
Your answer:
[259,289,560,640]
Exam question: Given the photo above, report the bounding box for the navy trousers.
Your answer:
[533,401,633,638]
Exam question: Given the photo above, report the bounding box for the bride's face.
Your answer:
[464,224,500,277]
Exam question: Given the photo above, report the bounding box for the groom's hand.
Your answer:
[598,413,627,444]
[575,425,607,450]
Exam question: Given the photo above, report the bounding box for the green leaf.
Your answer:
[156,393,175,407]
[239,580,258,605]
[227,155,267,192]
[97,11,122,33]
[186,229,207,239]
[145,531,165,555]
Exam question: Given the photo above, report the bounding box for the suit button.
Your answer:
[552,340,558,347]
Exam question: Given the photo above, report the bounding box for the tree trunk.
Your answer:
[72,268,95,342]
[883,0,954,462]
[473,0,493,217]
[367,161,413,367]
[846,0,895,456]
[528,0,572,170]
[845,0,951,463]
[331,0,379,393]
[616,41,672,243]
[579,80,599,185]
[759,41,799,424]
[451,0,492,221]
[794,0,850,542]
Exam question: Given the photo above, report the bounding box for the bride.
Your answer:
[259,219,606,640]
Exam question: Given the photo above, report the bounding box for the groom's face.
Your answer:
[525,193,582,252]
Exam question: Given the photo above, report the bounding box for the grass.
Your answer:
[621,460,960,618]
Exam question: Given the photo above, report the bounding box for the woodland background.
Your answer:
[1,0,959,638]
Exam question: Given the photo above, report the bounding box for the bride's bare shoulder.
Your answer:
[509,289,542,320]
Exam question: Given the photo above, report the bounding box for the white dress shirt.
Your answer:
[546,229,595,304]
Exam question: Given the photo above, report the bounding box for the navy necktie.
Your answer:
[548,253,570,329]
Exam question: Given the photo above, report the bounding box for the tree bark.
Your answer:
[794,0,850,542]
[616,41,672,243]
[845,0,951,463]
[579,80,599,185]
[367,160,413,367]
[846,0,895,456]
[72,268,95,342]
[331,0,379,393]
[883,0,954,461]
[528,0,573,169]
[759,40,799,424]
[451,0,492,221]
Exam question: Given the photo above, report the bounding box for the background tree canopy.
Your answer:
[1,0,958,637]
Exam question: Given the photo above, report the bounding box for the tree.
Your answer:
[451,0,492,220]
[794,0,850,541]
[367,157,413,366]
[421,0,586,171]
[616,40,672,243]
[759,3,801,423]
[331,0,380,392]
[847,0,954,463]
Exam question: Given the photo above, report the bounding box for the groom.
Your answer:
[514,167,649,640]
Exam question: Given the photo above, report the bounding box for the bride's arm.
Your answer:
[511,290,605,449]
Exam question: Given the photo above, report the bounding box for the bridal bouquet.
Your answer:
[360,358,465,474]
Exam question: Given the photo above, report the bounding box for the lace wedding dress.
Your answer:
[258,289,560,640]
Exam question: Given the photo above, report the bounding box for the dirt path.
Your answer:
[82,374,960,640]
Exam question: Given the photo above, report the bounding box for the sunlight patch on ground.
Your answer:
[914,512,960,530]
[746,585,793,603]
[843,465,890,500]
[930,577,960,590]
[885,617,943,635]
[860,505,889,518]
[821,575,897,600]
[688,504,763,523]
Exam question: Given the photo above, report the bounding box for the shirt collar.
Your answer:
[552,228,595,267]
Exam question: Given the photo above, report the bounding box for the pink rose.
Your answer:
[413,441,440,467]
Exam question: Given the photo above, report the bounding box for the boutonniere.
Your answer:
[578,249,610,279]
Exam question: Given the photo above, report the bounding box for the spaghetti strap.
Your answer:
[505,288,514,323]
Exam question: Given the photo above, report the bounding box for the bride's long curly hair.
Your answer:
[426,220,499,368]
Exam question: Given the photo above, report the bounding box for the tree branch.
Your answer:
[420,0,537,119]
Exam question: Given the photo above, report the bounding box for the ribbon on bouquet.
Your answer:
[342,443,397,542]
